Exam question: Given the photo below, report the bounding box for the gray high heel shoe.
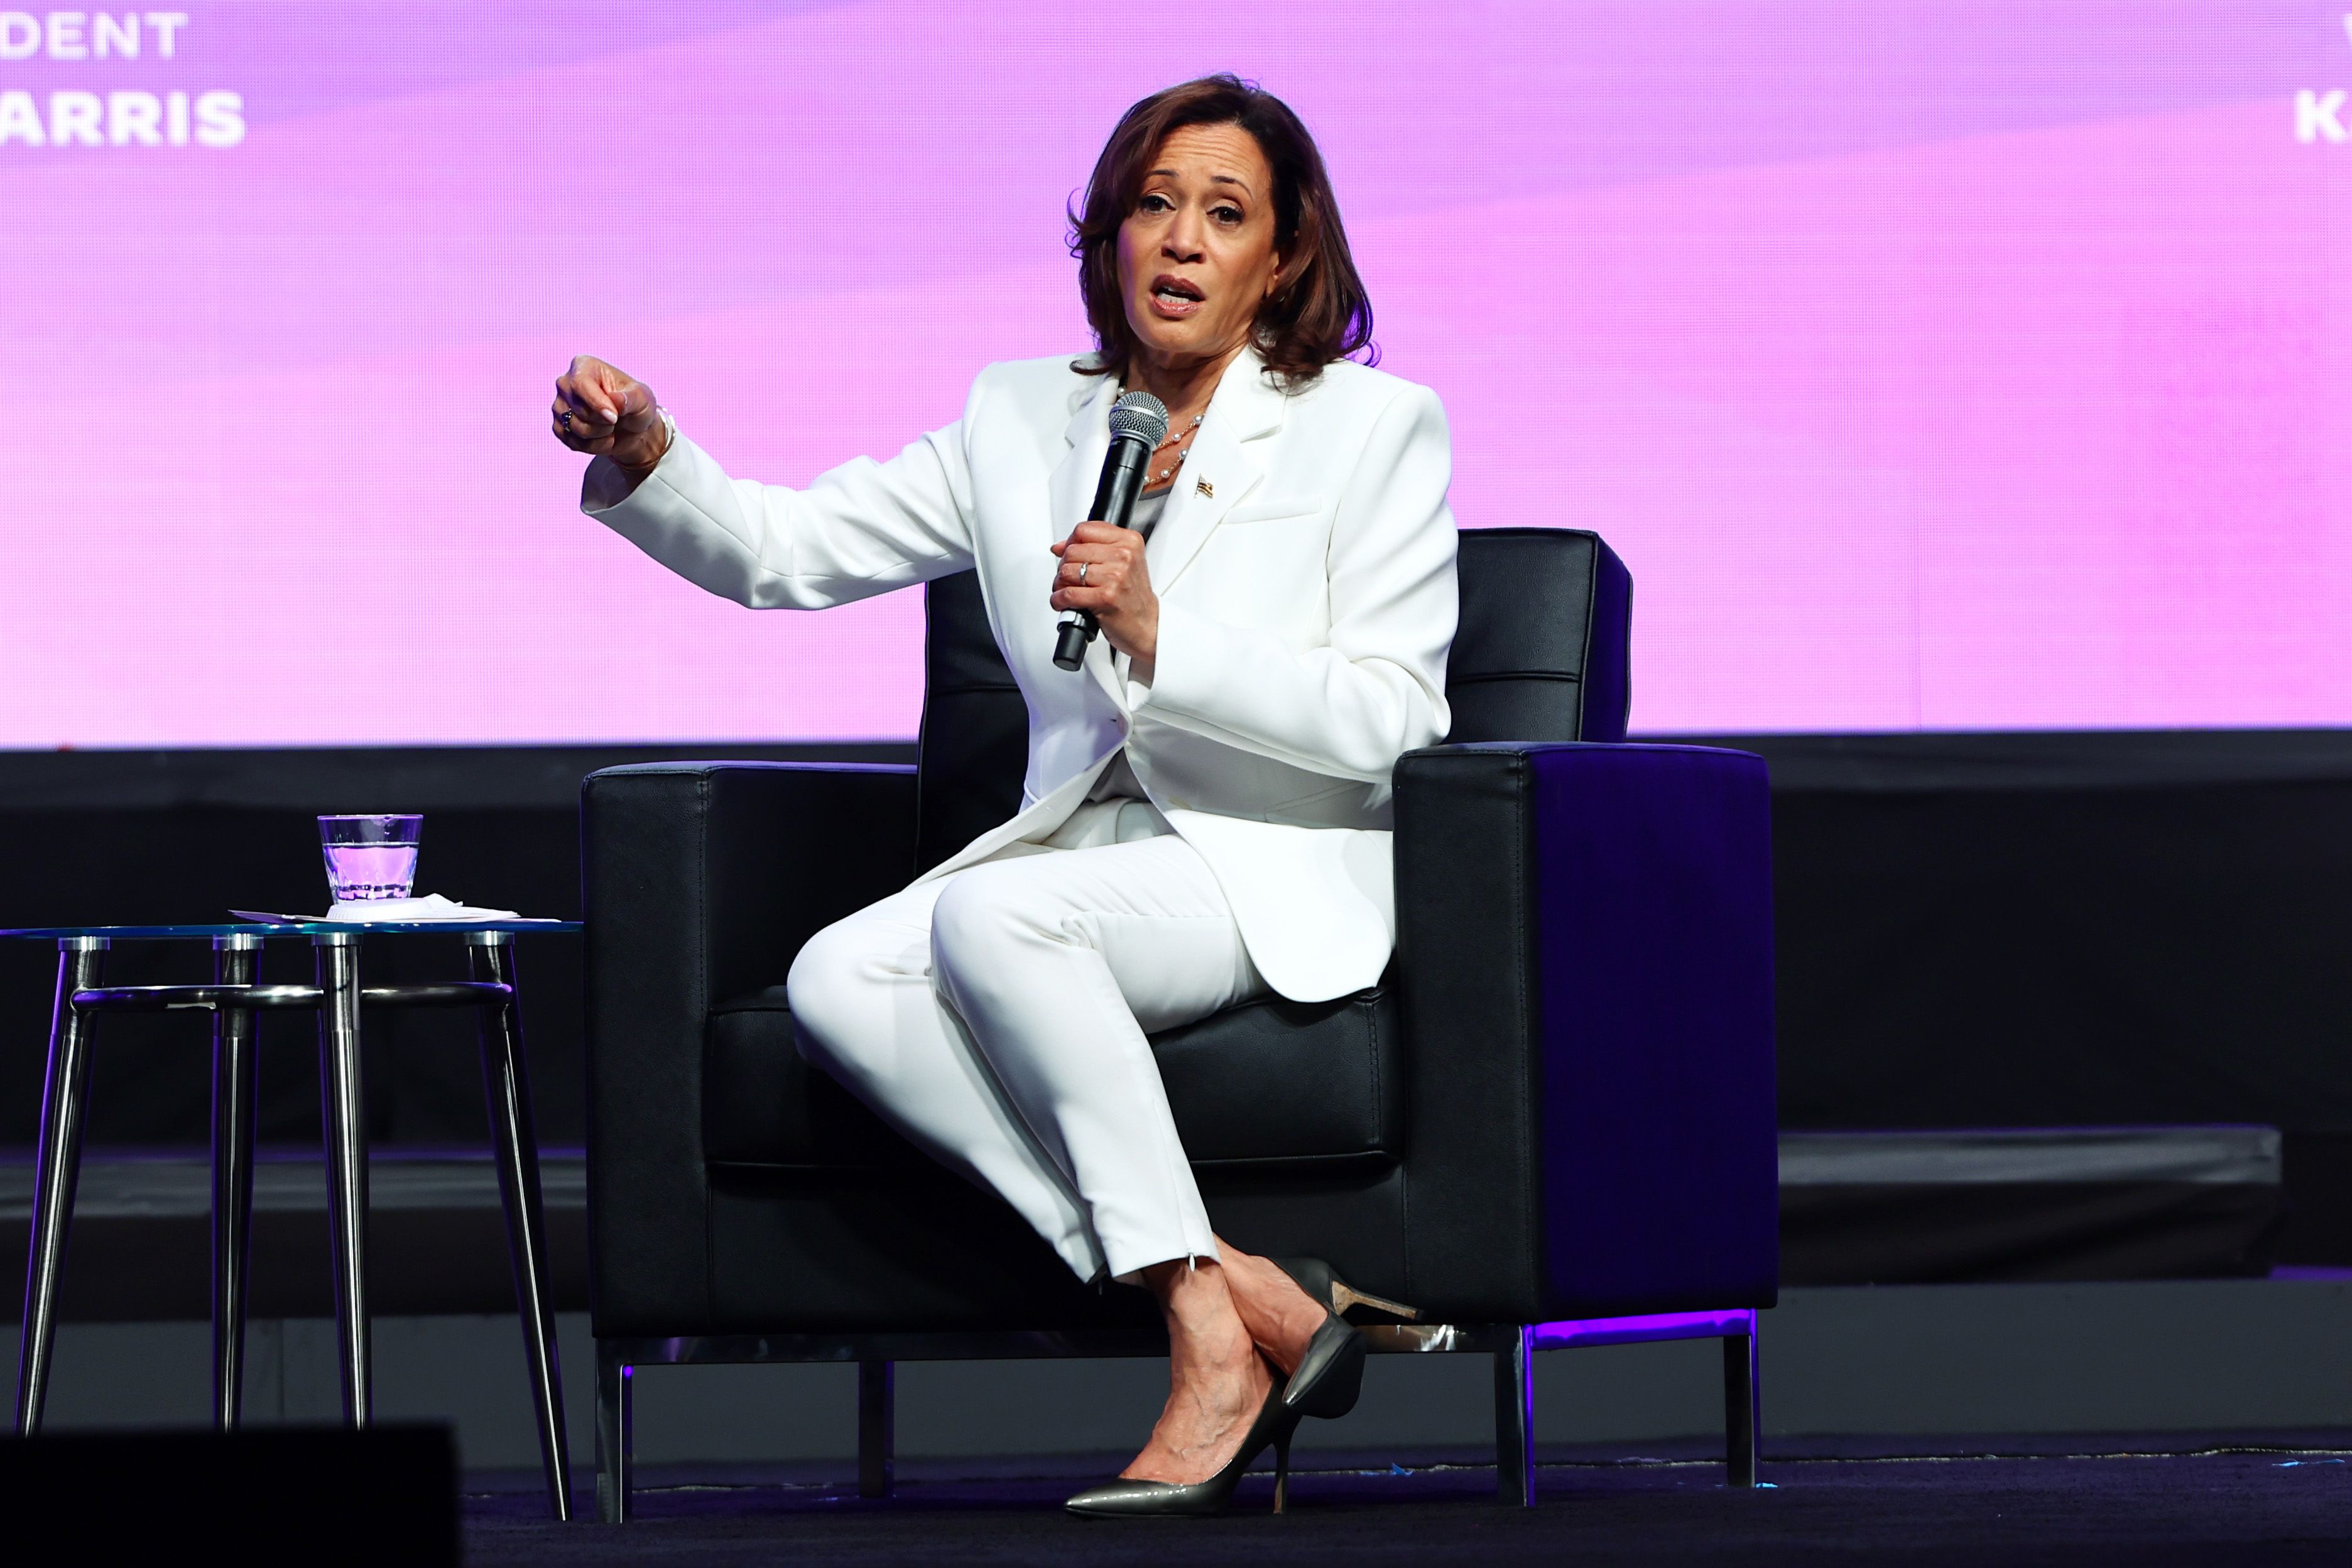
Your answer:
[1064,1366,1302,1518]
[1272,1257,1421,1323]
[1268,1258,1420,1421]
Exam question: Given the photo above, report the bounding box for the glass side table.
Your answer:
[1,919,582,1521]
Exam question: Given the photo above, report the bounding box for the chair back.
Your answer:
[913,527,1632,872]
[1444,527,1631,745]
[915,572,1029,872]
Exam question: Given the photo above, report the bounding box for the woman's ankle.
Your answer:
[1216,1253,1323,1373]
[1144,1259,1256,1361]
[1145,1255,1228,1319]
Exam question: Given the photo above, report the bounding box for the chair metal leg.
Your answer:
[596,1343,633,1523]
[313,931,371,1426]
[1723,1321,1761,1488]
[859,1359,895,1499]
[1493,1324,1535,1507]
[210,934,262,1431]
[469,934,572,1522]
[14,938,106,1435]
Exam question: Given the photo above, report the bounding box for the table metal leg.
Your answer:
[1493,1324,1535,1508]
[313,930,371,1427]
[14,937,107,1435]
[470,933,573,1522]
[210,934,262,1431]
[596,1344,633,1524]
[859,1359,895,1499]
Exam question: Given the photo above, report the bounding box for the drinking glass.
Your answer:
[318,814,423,902]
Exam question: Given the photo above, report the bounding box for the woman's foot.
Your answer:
[1214,1238,1332,1378]
[1121,1257,1277,1484]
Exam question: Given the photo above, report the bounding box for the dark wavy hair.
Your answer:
[1069,75,1376,390]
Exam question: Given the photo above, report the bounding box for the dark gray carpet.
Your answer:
[462,1432,2352,1565]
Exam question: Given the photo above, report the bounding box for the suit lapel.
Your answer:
[1048,374,1118,546]
[1146,350,1286,599]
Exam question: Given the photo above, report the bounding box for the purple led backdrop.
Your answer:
[3,2,2349,746]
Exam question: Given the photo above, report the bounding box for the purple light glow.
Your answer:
[3,3,2346,746]
[1531,1309,1756,1351]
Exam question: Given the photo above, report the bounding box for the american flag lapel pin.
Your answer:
[1195,478,1214,498]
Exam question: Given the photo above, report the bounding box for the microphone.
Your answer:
[1053,390,1170,672]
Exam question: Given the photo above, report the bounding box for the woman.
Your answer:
[553,75,1457,1516]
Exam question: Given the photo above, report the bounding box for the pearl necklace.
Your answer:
[1152,411,1205,486]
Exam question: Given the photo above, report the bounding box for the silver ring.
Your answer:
[1077,562,1090,584]
[558,408,574,431]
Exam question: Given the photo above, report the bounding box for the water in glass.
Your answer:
[318,813,423,902]
[323,842,420,901]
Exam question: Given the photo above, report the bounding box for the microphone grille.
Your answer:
[1108,390,1170,447]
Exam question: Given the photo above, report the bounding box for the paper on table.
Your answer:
[325,895,522,922]
[227,893,526,924]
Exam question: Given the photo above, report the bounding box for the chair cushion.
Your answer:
[1152,988,1403,1166]
[704,986,1402,1171]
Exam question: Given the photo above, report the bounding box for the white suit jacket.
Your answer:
[583,349,1459,1003]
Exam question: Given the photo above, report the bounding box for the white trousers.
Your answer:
[784,799,1268,1283]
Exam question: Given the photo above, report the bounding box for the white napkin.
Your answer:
[325,895,521,923]
[229,895,523,924]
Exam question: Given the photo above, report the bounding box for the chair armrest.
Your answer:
[579,761,918,1333]
[1393,741,1778,1322]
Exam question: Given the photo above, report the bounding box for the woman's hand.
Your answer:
[1051,521,1159,674]
[552,355,667,472]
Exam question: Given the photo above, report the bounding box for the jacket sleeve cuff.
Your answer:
[580,421,687,516]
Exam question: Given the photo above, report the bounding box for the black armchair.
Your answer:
[580,528,1778,1520]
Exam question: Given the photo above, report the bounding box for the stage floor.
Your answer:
[462,1432,2352,1566]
